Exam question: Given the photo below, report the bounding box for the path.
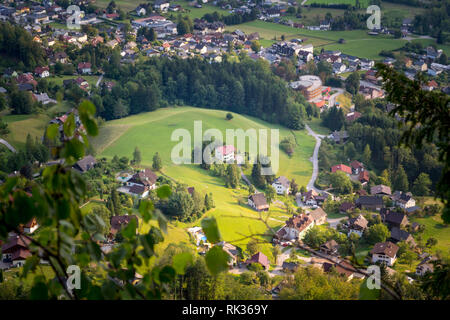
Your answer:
[327,216,348,229]
[304,124,324,193]
[328,88,345,108]
[0,138,16,153]
[95,74,104,88]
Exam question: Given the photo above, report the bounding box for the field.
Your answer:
[410,214,450,256]
[1,113,49,149]
[46,75,100,88]
[91,106,316,261]
[305,0,370,6]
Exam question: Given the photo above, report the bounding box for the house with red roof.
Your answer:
[246,252,269,270]
[78,62,92,74]
[331,164,352,175]
[215,145,235,162]
[34,66,50,78]
[1,235,31,268]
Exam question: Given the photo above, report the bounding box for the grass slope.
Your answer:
[92,106,316,260]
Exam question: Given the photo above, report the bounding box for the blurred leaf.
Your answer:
[46,123,59,140]
[159,266,176,283]
[172,252,193,275]
[201,217,221,244]
[30,281,49,300]
[156,184,172,199]
[22,255,40,278]
[63,113,76,137]
[121,217,137,239]
[78,100,98,137]
[138,200,154,222]
[205,246,229,276]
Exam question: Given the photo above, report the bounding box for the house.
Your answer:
[135,6,146,16]
[54,52,68,64]
[356,196,384,211]
[392,191,416,209]
[217,241,239,266]
[301,190,319,206]
[110,215,138,239]
[22,218,38,234]
[275,214,314,241]
[73,155,96,173]
[33,93,57,105]
[350,160,364,175]
[347,214,368,237]
[309,207,327,225]
[78,62,92,74]
[380,209,409,229]
[248,193,269,211]
[416,256,438,276]
[320,239,339,256]
[331,164,352,175]
[332,62,346,74]
[1,235,31,268]
[329,130,349,144]
[371,185,391,196]
[359,171,370,184]
[370,241,399,266]
[339,202,354,214]
[215,145,235,162]
[323,260,357,280]
[389,227,416,247]
[282,261,300,273]
[34,66,50,78]
[246,252,269,270]
[154,0,170,11]
[272,176,290,195]
[128,169,158,190]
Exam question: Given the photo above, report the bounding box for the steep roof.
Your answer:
[309,207,327,222]
[371,185,392,195]
[273,176,290,188]
[246,252,269,269]
[370,241,399,258]
[74,155,96,172]
[348,214,368,230]
[390,227,414,244]
[110,215,138,235]
[331,164,352,174]
[356,196,383,206]
[285,214,313,232]
[249,193,269,210]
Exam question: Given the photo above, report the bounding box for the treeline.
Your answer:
[202,9,258,25]
[0,22,47,69]
[96,56,307,129]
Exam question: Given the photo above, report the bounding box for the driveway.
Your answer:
[305,124,324,194]
[328,88,345,108]
[327,216,348,229]
[0,138,16,153]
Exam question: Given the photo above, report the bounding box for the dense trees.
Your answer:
[322,106,345,131]
[345,72,360,95]
[152,152,163,171]
[100,57,305,128]
[364,223,390,244]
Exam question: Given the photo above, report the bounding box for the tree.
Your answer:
[362,144,372,165]
[0,93,6,111]
[226,112,233,120]
[86,206,112,237]
[264,185,276,204]
[133,147,142,165]
[10,90,34,114]
[345,72,360,95]
[251,40,261,53]
[329,171,353,194]
[204,193,215,210]
[248,184,256,195]
[246,239,261,256]
[413,173,432,196]
[365,223,390,244]
[225,164,240,189]
[167,190,194,221]
[251,162,266,189]
[345,142,357,160]
[152,152,163,171]
[393,165,409,192]
[426,237,438,248]
[272,245,281,264]
[290,179,298,196]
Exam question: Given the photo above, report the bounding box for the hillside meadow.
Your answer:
[91,106,316,261]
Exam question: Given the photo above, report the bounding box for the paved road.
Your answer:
[305,124,324,193]
[328,88,345,108]
[0,138,16,153]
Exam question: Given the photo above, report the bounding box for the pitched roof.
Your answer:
[331,164,352,174]
[382,210,409,226]
[371,185,392,195]
[359,171,370,182]
[285,214,313,232]
[129,169,157,186]
[246,252,269,269]
[1,235,31,253]
[356,196,383,206]
[370,241,399,258]
[249,193,269,210]
[110,215,138,235]
[340,202,354,212]
[321,239,339,251]
[348,214,368,230]
[273,176,290,188]
[323,260,356,278]
[309,207,327,222]
[390,227,414,244]
[350,160,363,169]
[74,155,96,172]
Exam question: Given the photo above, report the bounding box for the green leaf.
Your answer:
[22,255,40,278]
[201,217,221,244]
[156,184,172,199]
[78,100,98,136]
[138,200,154,222]
[63,138,85,162]
[172,252,193,275]
[159,266,176,283]
[30,281,49,300]
[205,246,229,276]
[121,217,137,239]
[46,123,59,140]
[63,113,76,137]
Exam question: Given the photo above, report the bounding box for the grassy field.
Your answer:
[410,214,450,256]
[1,113,49,148]
[305,0,370,6]
[91,106,316,261]
[47,75,100,88]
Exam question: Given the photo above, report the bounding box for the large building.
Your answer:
[290,75,322,101]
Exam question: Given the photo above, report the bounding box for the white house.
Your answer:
[154,0,170,11]
[272,176,290,195]
[370,241,399,266]
[215,145,235,162]
[392,192,416,209]
[275,214,314,241]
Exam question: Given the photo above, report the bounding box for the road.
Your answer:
[95,74,104,88]
[0,138,16,153]
[328,88,345,108]
[305,124,324,193]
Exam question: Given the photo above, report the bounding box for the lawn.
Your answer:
[410,214,450,256]
[1,113,50,149]
[305,0,370,6]
[306,118,331,136]
[46,75,100,88]
[91,106,316,261]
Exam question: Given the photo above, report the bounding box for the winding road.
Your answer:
[0,138,16,153]
[305,124,325,193]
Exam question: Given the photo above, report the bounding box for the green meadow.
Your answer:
[91,106,316,260]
